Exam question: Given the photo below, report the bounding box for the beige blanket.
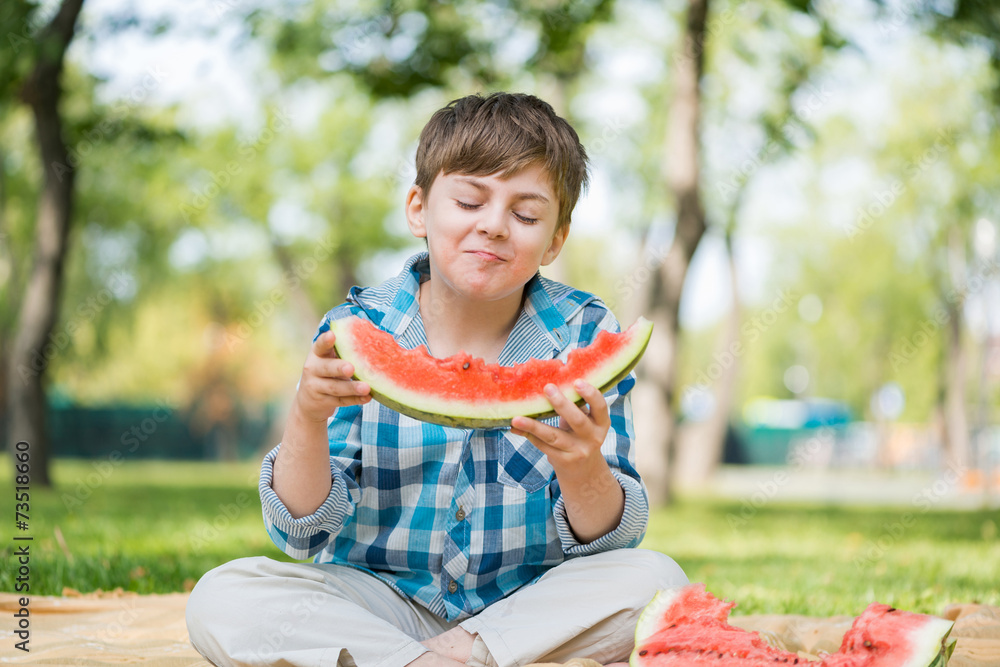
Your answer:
[0,589,996,666]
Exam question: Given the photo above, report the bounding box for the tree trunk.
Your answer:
[944,302,970,470]
[631,0,709,506]
[675,229,740,487]
[269,237,323,335]
[0,146,13,422]
[942,226,970,471]
[5,0,86,487]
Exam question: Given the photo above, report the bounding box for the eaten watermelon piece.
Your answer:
[330,315,653,429]
[822,603,957,667]
[630,584,956,667]
[632,584,807,665]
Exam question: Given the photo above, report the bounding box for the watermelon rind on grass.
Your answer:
[330,315,654,429]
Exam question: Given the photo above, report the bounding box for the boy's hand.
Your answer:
[509,379,610,475]
[510,380,624,543]
[293,330,372,424]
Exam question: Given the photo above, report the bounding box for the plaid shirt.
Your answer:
[259,252,649,621]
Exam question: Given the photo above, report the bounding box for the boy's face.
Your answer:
[404,163,568,306]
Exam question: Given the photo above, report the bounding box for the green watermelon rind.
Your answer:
[633,588,684,650]
[332,316,653,430]
[901,616,956,667]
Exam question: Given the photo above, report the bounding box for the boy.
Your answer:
[186,92,687,667]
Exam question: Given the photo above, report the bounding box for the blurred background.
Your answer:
[1,0,999,608]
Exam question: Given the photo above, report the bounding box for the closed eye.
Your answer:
[455,200,538,224]
[455,199,538,225]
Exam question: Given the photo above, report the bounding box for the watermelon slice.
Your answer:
[329,315,653,429]
[823,603,957,667]
[631,584,956,666]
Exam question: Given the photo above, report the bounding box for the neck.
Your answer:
[418,278,527,361]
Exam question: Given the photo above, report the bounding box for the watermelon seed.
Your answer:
[863,641,872,648]
[638,651,647,657]
[887,608,896,612]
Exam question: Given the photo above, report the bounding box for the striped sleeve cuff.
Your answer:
[552,469,649,556]
[258,443,354,560]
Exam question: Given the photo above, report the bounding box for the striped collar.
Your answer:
[345,252,597,364]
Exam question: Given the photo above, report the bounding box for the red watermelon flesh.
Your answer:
[822,603,957,667]
[632,584,805,665]
[330,315,653,429]
[631,585,956,667]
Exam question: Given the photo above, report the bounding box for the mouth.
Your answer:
[467,250,505,262]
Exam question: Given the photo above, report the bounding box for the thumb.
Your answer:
[312,330,339,358]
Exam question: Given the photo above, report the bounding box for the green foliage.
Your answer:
[0,104,39,347]
[678,14,1000,423]
[247,0,618,99]
[3,0,628,411]
[923,0,1000,104]
[4,0,999,429]
[0,1,43,105]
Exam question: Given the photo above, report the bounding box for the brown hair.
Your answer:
[414,92,590,233]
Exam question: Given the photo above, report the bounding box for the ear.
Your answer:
[541,224,569,266]
[405,185,427,239]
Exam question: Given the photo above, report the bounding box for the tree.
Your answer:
[3,0,85,486]
[671,0,832,486]
[720,20,1000,473]
[916,0,1000,469]
[621,0,709,506]
[624,0,844,503]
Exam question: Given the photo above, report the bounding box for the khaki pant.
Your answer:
[186,549,687,667]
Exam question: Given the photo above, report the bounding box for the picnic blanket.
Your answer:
[0,589,997,666]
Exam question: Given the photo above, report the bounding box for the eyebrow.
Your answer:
[454,177,551,204]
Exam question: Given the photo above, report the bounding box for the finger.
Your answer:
[574,380,609,427]
[309,391,373,412]
[338,394,372,406]
[543,384,592,434]
[511,416,565,452]
[315,357,362,381]
[312,330,339,358]
[312,375,370,398]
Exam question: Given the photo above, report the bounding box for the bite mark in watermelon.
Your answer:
[329,315,653,429]
[631,584,956,666]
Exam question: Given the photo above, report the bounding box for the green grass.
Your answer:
[644,497,999,616]
[2,459,998,617]
[1,459,298,595]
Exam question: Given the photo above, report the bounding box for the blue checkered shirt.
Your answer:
[259,252,649,621]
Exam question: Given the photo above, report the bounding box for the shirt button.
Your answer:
[448,581,458,594]
[455,508,466,521]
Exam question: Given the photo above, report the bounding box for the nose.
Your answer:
[475,206,509,239]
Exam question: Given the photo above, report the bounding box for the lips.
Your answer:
[467,250,505,261]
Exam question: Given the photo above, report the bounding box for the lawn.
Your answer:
[2,459,997,617]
